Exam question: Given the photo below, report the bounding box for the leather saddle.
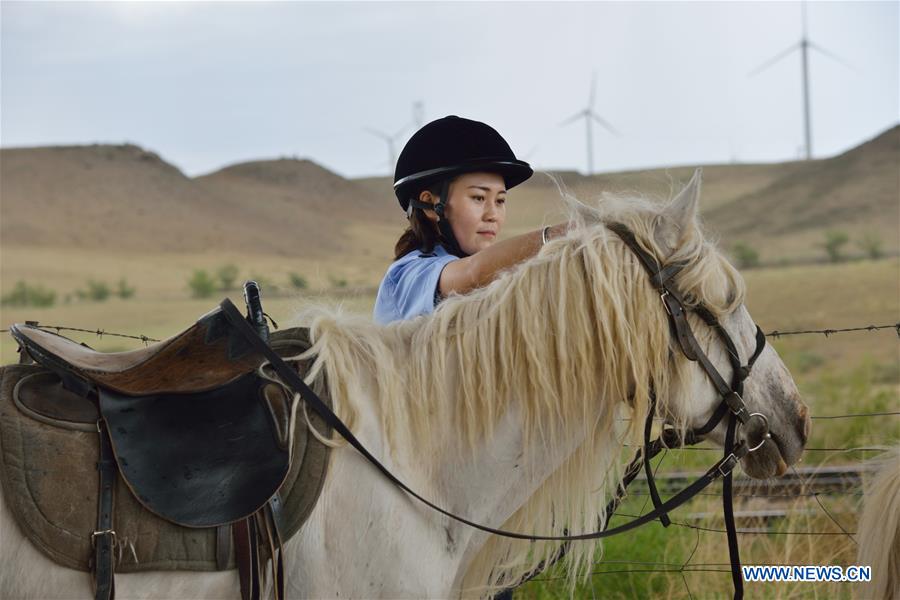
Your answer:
[4,289,331,600]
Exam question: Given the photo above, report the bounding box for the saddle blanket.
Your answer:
[0,327,332,573]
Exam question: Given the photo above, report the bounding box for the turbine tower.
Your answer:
[412,101,424,129]
[748,1,852,160]
[560,72,618,175]
[365,124,408,171]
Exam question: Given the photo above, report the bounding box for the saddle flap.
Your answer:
[99,372,291,528]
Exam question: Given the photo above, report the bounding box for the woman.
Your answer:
[374,115,569,325]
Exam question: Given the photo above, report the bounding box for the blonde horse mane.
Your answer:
[287,181,746,597]
[856,446,900,600]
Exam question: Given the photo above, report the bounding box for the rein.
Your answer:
[224,222,769,599]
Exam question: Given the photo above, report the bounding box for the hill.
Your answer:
[702,125,899,259]
[1,125,896,269]
[357,126,898,261]
[0,145,392,259]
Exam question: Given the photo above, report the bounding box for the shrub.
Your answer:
[217,264,239,290]
[115,278,136,299]
[0,281,56,307]
[188,270,217,298]
[856,233,883,260]
[288,272,308,290]
[329,275,348,289]
[731,242,760,269]
[85,280,111,302]
[821,230,849,263]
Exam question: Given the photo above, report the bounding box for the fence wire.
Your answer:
[3,321,899,345]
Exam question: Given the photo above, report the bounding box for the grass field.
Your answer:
[1,253,896,599]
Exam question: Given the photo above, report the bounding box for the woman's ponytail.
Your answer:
[392,182,443,259]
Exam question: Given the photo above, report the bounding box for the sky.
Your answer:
[1,1,897,179]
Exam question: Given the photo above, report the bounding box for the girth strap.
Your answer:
[234,517,260,600]
[93,421,117,600]
[233,500,286,600]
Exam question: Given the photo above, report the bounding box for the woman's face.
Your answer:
[426,171,508,255]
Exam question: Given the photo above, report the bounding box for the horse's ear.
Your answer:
[656,168,702,250]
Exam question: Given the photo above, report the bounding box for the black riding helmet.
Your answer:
[393,116,533,257]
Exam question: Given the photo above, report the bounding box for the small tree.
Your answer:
[217,264,239,290]
[731,242,760,269]
[857,233,883,260]
[86,280,111,302]
[329,274,348,289]
[288,272,308,290]
[188,270,217,298]
[250,275,278,294]
[1,281,56,307]
[115,278,136,299]
[821,230,849,263]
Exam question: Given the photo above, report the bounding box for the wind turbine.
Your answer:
[412,101,424,129]
[365,124,408,171]
[748,1,853,160]
[560,72,619,175]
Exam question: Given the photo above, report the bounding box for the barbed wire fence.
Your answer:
[2,322,898,345]
[2,319,898,597]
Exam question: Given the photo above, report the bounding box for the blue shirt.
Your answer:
[373,245,460,325]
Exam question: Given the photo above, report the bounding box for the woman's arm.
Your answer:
[438,222,570,297]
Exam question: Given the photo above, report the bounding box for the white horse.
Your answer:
[1,170,810,599]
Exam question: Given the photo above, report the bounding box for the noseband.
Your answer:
[221,223,770,599]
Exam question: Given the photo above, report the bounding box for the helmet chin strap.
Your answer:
[407,179,469,258]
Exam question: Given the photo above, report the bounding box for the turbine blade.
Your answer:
[559,111,584,127]
[591,113,619,136]
[365,127,390,140]
[808,41,857,71]
[589,71,597,108]
[748,42,800,77]
[392,123,411,139]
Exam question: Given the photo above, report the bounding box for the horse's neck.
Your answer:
[436,402,589,525]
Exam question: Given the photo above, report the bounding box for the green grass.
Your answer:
[515,352,898,598]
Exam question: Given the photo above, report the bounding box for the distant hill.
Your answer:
[703,125,899,259]
[0,145,392,258]
[358,126,899,261]
[193,158,396,258]
[2,125,897,265]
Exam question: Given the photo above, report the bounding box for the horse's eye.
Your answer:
[724,289,741,310]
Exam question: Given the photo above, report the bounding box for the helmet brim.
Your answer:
[395,158,533,211]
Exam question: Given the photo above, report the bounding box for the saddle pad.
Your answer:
[0,327,332,573]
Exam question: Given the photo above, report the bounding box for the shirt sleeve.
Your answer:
[391,253,459,321]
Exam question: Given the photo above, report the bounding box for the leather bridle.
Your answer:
[604,222,769,599]
[223,222,771,600]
